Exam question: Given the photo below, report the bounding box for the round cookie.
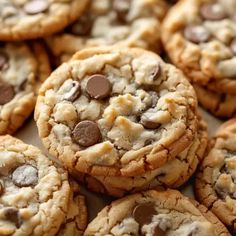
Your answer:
[35,46,198,177]
[195,118,236,232]
[84,189,230,235]
[162,0,236,93]
[0,41,50,134]
[46,0,168,65]
[75,117,208,197]
[0,135,71,236]
[0,0,89,41]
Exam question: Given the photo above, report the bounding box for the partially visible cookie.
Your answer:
[46,0,168,65]
[0,41,50,134]
[0,0,89,41]
[195,118,236,232]
[0,135,71,236]
[84,189,230,235]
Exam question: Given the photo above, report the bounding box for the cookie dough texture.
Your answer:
[0,0,89,41]
[35,47,198,177]
[195,118,236,232]
[84,189,230,236]
[0,41,50,135]
[46,0,168,64]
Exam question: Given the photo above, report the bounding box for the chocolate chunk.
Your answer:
[0,181,4,195]
[4,207,22,228]
[12,165,38,187]
[200,3,226,21]
[64,81,81,102]
[133,202,157,226]
[154,225,166,236]
[0,51,9,70]
[184,25,210,43]
[230,38,236,55]
[72,120,101,147]
[113,0,130,22]
[86,74,111,99]
[141,110,160,129]
[68,15,92,36]
[149,63,161,81]
[0,81,15,105]
[24,0,49,15]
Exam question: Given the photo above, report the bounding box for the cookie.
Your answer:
[195,118,236,232]
[35,46,198,177]
[0,0,89,41]
[194,84,236,118]
[46,0,168,65]
[75,116,208,197]
[162,0,236,94]
[0,135,71,236]
[84,189,230,235]
[0,41,50,134]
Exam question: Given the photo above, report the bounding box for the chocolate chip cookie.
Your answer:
[0,41,50,134]
[0,0,89,41]
[84,189,230,235]
[75,116,208,197]
[46,0,168,65]
[35,46,198,177]
[0,135,71,236]
[195,118,236,232]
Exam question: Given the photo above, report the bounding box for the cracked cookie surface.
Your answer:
[35,46,198,177]
[0,0,89,41]
[162,0,236,94]
[46,0,168,65]
[84,189,230,236]
[0,41,50,135]
[0,135,70,236]
[195,118,236,232]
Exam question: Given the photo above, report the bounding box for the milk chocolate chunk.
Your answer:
[86,74,111,99]
[64,81,81,102]
[4,207,22,228]
[24,0,49,15]
[12,165,38,187]
[0,81,15,105]
[184,25,210,44]
[133,202,157,226]
[153,225,166,236]
[73,120,101,147]
[141,109,160,129]
[200,3,226,21]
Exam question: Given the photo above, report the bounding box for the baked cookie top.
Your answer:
[84,189,230,236]
[162,0,236,94]
[195,118,236,232]
[46,0,168,64]
[0,135,70,236]
[35,47,197,177]
[0,41,50,134]
[0,0,89,41]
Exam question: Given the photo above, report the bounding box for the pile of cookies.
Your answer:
[0,0,236,235]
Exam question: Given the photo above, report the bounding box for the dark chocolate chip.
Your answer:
[113,0,130,22]
[153,225,166,236]
[200,3,226,21]
[184,25,210,43]
[0,81,15,105]
[0,51,9,70]
[24,0,49,15]
[72,120,101,147]
[230,38,236,55]
[64,81,81,102]
[0,181,4,195]
[4,207,22,228]
[68,15,92,36]
[86,74,111,99]
[12,165,38,187]
[133,202,157,226]
[149,63,161,81]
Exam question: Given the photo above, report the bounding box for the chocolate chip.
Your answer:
[72,120,101,147]
[24,0,49,15]
[133,202,157,226]
[141,110,160,129]
[200,3,226,21]
[184,25,210,43]
[12,165,38,187]
[4,207,22,228]
[230,38,236,55]
[153,225,166,236]
[0,81,15,105]
[68,15,92,36]
[86,74,112,99]
[0,51,8,70]
[0,181,4,196]
[113,0,130,22]
[64,81,81,102]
